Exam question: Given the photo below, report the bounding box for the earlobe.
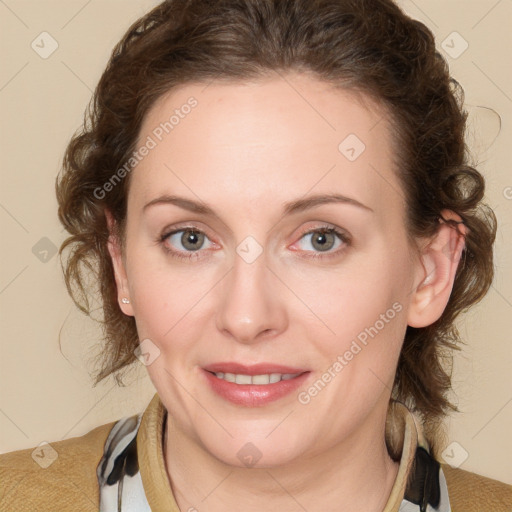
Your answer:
[105,209,134,317]
[407,210,466,328]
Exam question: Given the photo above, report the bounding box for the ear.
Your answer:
[407,209,467,328]
[105,209,134,317]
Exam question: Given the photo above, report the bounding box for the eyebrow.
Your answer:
[142,192,374,217]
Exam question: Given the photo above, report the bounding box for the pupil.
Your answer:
[183,230,202,250]
[313,231,333,251]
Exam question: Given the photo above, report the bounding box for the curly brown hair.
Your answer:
[56,0,497,455]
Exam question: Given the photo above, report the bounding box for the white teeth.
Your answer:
[212,372,301,385]
[235,374,252,385]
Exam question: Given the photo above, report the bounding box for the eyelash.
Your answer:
[158,224,351,262]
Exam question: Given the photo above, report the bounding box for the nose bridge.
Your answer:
[216,244,287,343]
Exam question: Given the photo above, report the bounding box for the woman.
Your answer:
[1,0,510,510]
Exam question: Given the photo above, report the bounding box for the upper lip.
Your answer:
[203,362,309,375]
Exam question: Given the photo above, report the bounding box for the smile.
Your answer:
[202,367,311,407]
[209,371,302,385]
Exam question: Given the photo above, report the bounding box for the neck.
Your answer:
[163,404,400,512]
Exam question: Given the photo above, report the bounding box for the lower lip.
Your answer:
[202,369,311,407]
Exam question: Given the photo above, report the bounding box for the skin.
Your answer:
[107,71,466,511]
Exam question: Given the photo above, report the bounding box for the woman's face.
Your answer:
[112,73,427,466]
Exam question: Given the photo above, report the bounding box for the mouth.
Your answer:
[201,362,311,407]
[206,371,304,385]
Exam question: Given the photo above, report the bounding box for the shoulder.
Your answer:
[0,420,116,512]
[441,463,512,512]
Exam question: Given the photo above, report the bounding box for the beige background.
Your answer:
[1,0,511,484]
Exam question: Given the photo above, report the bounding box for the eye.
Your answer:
[158,223,350,261]
[159,227,215,260]
[293,225,350,259]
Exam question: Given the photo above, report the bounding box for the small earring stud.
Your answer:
[121,298,130,304]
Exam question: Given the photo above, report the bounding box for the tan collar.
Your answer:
[137,393,420,512]
[137,393,179,511]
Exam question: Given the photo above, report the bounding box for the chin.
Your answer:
[198,430,307,469]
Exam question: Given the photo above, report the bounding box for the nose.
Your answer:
[215,248,288,345]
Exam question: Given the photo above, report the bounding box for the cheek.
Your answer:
[287,246,410,350]
[294,271,407,411]
[124,246,215,343]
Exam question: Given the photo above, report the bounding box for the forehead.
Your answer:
[130,73,404,222]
